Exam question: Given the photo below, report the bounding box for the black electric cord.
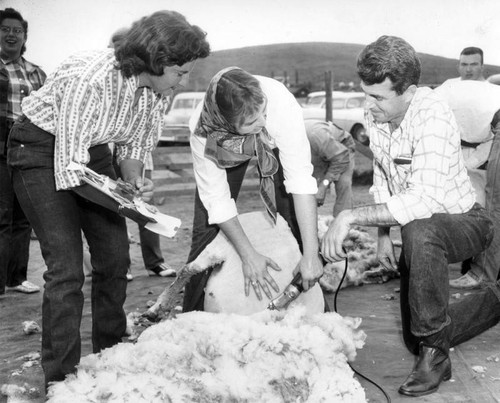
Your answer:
[333,248,392,403]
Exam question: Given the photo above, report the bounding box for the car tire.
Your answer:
[351,124,369,146]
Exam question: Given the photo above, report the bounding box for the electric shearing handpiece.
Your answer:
[267,272,304,311]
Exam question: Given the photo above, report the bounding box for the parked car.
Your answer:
[302,91,369,145]
[160,91,205,144]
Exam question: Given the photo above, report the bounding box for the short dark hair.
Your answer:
[115,10,210,78]
[215,69,266,128]
[357,35,421,95]
[460,47,484,64]
[0,8,28,55]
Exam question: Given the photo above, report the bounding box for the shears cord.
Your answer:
[333,248,392,403]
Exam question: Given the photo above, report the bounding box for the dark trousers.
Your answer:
[0,152,31,293]
[7,117,130,385]
[468,127,500,282]
[114,163,164,270]
[0,117,31,293]
[138,220,164,270]
[183,149,301,312]
[398,203,500,354]
[138,169,164,269]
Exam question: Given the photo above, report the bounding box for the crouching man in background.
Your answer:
[321,35,500,397]
[304,119,355,217]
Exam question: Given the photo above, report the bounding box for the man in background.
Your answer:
[437,47,500,288]
[0,7,46,295]
[435,81,500,289]
[444,47,486,83]
[304,119,354,217]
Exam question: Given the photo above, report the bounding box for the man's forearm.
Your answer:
[351,203,399,227]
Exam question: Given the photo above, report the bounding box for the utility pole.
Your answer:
[325,71,333,122]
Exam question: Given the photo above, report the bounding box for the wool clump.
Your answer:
[46,306,367,402]
[318,215,399,291]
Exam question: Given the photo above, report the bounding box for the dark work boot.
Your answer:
[399,328,451,397]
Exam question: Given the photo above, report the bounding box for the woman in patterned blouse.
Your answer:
[7,10,210,388]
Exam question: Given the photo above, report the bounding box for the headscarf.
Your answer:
[194,67,279,222]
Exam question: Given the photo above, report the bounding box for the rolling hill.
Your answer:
[185,42,500,94]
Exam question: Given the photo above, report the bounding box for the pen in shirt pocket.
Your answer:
[394,155,412,165]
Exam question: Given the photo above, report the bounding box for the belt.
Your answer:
[18,115,30,124]
[461,139,481,148]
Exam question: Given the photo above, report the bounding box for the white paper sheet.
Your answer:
[135,200,181,238]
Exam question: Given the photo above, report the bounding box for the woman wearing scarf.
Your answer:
[184,67,323,311]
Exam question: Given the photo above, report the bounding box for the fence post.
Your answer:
[325,71,333,122]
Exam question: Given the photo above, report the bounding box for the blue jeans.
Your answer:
[0,153,31,293]
[398,203,499,354]
[7,117,130,385]
[469,127,500,283]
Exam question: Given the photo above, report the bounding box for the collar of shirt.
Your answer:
[1,55,22,66]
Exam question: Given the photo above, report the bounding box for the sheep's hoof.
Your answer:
[142,309,160,322]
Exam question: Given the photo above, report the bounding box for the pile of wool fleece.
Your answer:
[47,306,366,402]
[317,215,399,292]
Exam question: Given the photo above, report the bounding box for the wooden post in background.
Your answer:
[325,71,333,122]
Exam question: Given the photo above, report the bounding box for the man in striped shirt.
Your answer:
[321,36,500,397]
[0,8,46,296]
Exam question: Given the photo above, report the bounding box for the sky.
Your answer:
[3,0,500,75]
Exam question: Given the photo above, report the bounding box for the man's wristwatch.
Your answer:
[322,178,330,187]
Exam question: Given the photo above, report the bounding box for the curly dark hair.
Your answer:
[357,35,421,95]
[115,10,210,78]
[0,7,28,55]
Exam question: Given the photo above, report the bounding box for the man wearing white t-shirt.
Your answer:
[435,79,500,289]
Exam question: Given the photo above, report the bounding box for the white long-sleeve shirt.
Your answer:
[434,80,500,169]
[189,76,317,224]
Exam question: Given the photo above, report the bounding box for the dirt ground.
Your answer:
[1,182,500,403]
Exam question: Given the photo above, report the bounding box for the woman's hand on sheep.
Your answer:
[295,253,324,291]
[241,250,281,300]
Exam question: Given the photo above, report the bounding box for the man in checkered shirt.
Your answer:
[321,35,500,398]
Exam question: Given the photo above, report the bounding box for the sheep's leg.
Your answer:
[143,265,195,320]
[143,257,226,320]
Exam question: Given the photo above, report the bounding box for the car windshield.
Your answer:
[346,97,365,108]
[331,98,346,109]
[307,96,325,106]
[305,93,366,109]
[172,98,201,110]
